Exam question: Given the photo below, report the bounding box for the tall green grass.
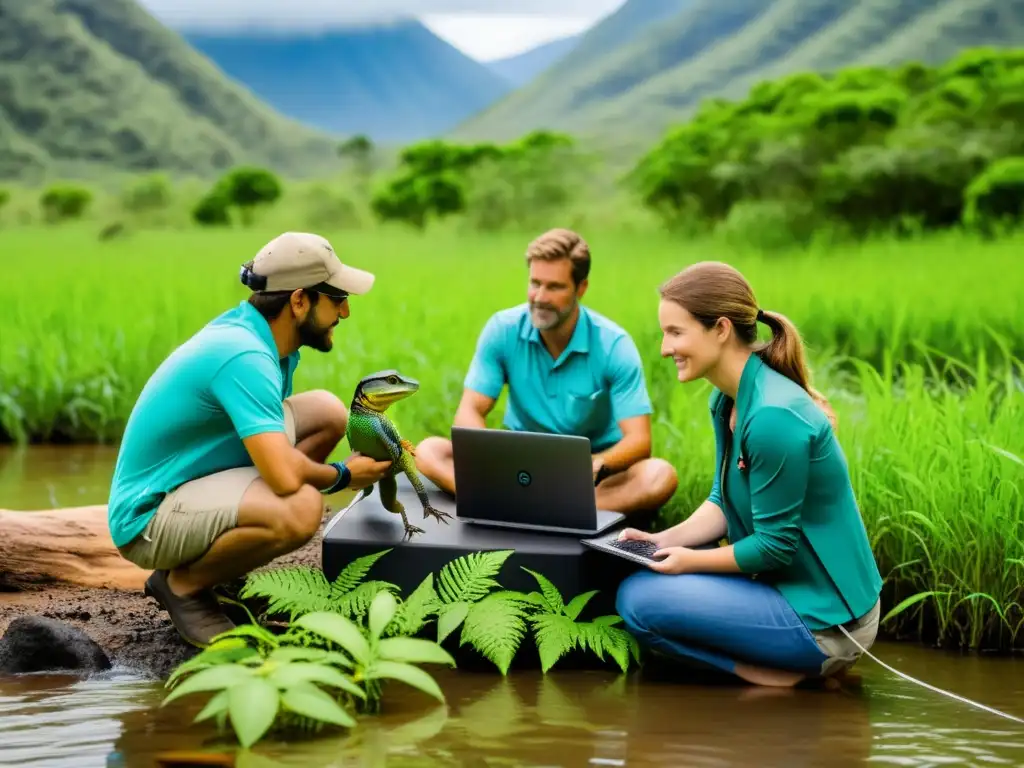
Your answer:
[0,224,1021,651]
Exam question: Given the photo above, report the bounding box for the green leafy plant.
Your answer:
[161,591,454,748]
[519,568,641,673]
[240,548,642,676]
[240,549,401,624]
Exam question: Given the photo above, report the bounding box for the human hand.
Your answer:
[343,452,393,490]
[647,546,693,575]
[617,527,659,544]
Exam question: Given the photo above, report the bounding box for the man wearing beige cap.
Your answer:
[107,232,392,648]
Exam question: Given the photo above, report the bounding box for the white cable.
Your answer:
[321,489,369,538]
[838,625,1024,725]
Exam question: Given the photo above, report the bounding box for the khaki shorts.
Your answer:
[118,400,297,571]
[812,598,881,677]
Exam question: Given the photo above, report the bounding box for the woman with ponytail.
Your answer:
[614,261,882,687]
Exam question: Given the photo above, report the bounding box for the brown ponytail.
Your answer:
[659,261,837,430]
[756,309,837,430]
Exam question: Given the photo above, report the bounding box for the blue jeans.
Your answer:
[615,570,831,678]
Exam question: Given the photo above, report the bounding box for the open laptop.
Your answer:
[451,426,626,536]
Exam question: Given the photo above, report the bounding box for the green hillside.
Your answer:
[451,0,696,143]
[683,0,948,107]
[452,0,1024,151]
[856,0,1024,66]
[0,0,338,182]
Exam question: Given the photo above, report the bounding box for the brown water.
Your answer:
[0,445,119,510]
[1,651,1023,768]
[2,447,1024,767]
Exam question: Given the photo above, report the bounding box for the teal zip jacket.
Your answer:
[707,354,883,631]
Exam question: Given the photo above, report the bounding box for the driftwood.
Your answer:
[0,505,150,592]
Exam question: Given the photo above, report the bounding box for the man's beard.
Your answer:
[529,297,576,331]
[298,314,336,352]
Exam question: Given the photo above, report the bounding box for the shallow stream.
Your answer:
[1,446,1023,767]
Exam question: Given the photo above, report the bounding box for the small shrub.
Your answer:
[40,184,92,223]
[121,173,172,217]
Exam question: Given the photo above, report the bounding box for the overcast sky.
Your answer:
[136,0,627,60]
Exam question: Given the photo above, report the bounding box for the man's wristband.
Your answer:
[323,461,351,494]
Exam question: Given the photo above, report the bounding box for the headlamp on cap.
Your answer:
[240,262,267,291]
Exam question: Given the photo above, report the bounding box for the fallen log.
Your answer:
[0,505,150,592]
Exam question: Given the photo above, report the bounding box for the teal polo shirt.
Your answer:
[464,303,652,452]
[107,301,299,548]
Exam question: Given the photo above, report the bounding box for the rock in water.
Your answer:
[0,616,111,674]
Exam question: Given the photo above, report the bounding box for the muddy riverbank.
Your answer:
[0,524,325,680]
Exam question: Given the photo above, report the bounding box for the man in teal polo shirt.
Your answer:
[108,232,392,648]
[415,228,678,517]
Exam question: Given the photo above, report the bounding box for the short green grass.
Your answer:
[1,224,1021,652]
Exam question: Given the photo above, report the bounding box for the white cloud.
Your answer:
[136,0,626,30]
[422,14,597,61]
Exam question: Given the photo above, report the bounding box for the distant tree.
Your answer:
[628,45,1024,238]
[217,166,283,225]
[461,130,586,231]
[963,155,1024,236]
[40,184,92,223]
[370,139,502,229]
[191,190,231,227]
[338,135,375,179]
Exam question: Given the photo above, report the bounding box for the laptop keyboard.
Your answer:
[606,538,660,560]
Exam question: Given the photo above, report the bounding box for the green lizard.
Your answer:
[345,369,452,539]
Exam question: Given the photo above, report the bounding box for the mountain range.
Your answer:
[2,0,1023,182]
[454,0,1024,148]
[487,33,581,87]
[183,21,514,143]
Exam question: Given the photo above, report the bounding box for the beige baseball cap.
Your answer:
[241,232,374,299]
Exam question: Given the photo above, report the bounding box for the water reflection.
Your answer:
[0,669,156,767]
[0,445,118,510]
[1,647,1022,767]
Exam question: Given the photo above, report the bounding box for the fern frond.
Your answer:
[563,590,598,620]
[436,550,513,604]
[240,566,334,621]
[333,580,400,622]
[460,591,536,675]
[577,619,641,673]
[574,620,607,661]
[331,549,393,595]
[521,567,564,613]
[386,574,440,638]
[530,614,580,673]
[436,602,470,643]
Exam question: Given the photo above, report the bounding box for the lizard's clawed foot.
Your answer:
[400,438,417,456]
[402,522,426,540]
[423,505,452,525]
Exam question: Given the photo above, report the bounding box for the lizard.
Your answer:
[344,369,453,539]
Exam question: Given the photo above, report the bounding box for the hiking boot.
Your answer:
[144,570,236,648]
